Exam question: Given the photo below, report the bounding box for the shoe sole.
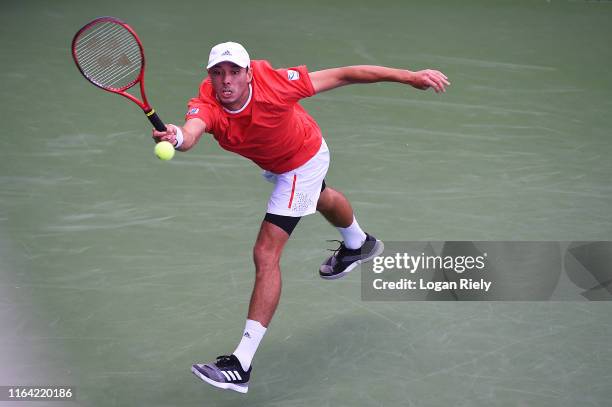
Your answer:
[191,365,248,394]
[320,240,384,280]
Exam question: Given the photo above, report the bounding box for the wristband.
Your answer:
[173,126,184,149]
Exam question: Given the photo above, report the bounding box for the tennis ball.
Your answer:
[155,141,175,161]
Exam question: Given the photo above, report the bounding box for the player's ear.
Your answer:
[246,66,253,83]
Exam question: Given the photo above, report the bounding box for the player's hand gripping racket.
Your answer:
[71,16,166,132]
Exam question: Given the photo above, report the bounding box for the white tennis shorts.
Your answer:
[263,138,330,217]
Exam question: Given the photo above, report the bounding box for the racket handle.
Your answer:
[146,109,167,132]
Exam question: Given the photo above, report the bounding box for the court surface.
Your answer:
[1,0,611,406]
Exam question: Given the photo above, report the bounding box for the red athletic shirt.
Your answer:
[185,60,322,173]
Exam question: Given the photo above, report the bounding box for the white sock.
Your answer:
[233,319,267,371]
[337,216,367,249]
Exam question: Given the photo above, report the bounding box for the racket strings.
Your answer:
[74,21,142,91]
[76,23,141,88]
[77,25,141,89]
[77,26,138,73]
[77,25,134,70]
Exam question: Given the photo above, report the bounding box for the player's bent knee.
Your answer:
[316,188,333,211]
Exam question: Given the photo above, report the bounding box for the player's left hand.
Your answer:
[409,70,450,93]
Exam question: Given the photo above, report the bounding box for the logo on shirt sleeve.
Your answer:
[287,69,300,81]
[187,107,199,115]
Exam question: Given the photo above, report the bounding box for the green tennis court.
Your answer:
[1,0,611,406]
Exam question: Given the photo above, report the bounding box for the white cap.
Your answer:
[206,42,250,69]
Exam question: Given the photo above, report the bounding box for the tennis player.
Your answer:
[152,42,449,393]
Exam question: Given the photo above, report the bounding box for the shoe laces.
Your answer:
[326,239,351,258]
[215,355,236,367]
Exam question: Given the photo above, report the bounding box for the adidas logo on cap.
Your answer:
[221,50,232,56]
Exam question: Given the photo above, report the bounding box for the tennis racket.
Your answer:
[71,16,166,132]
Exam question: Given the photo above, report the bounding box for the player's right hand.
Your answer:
[152,124,179,146]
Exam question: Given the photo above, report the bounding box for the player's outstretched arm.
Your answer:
[151,118,207,152]
[309,66,450,94]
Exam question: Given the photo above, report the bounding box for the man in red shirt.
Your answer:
[152,42,449,393]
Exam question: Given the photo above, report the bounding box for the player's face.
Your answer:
[208,62,252,110]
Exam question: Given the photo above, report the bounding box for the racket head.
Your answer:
[71,17,145,95]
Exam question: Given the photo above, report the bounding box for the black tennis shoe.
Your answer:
[319,233,384,279]
[191,354,251,394]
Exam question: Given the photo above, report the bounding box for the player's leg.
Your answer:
[247,218,291,325]
[316,185,354,228]
[192,138,324,393]
[316,184,384,279]
[230,217,296,373]
[191,216,298,394]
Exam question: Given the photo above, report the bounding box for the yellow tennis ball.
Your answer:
[155,141,175,161]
